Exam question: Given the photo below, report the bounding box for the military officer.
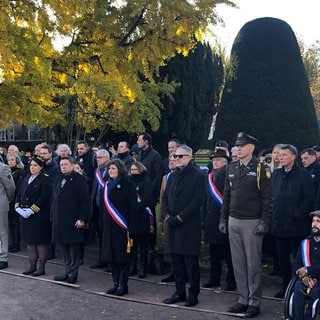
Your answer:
[219,132,273,318]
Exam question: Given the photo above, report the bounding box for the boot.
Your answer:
[138,264,146,279]
[115,284,128,296]
[32,259,46,277]
[138,245,148,278]
[106,283,118,294]
[22,259,37,275]
[129,264,137,276]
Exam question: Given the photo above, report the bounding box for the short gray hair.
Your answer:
[178,145,193,156]
[96,149,110,158]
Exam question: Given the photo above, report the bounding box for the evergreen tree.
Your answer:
[214,17,319,152]
[154,42,224,155]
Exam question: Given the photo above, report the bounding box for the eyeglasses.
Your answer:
[173,154,189,159]
[96,156,107,159]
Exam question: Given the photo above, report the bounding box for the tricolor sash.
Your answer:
[301,239,317,288]
[208,172,223,207]
[137,193,154,234]
[103,181,132,253]
[95,168,105,188]
[165,172,172,182]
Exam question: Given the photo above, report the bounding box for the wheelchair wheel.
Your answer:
[283,276,298,320]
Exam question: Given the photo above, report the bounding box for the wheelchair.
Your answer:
[284,276,320,319]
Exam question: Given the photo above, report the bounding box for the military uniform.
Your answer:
[220,132,273,315]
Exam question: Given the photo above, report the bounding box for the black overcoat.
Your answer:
[128,172,154,234]
[203,167,229,245]
[161,161,206,255]
[51,171,90,244]
[101,176,138,263]
[271,164,315,238]
[16,173,52,243]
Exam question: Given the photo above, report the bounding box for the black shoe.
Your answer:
[274,287,286,299]
[115,285,128,296]
[245,306,260,318]
[67,277,77,284]
[201,280,220,288]
[228,303,248,313]
[129,267,137,276]
[31,269,45,277]
[22,267,37,275]
[90,262,107,269]
[9,245,20,253]
[161,274,175,283]
[0,261,8,269]
[106,283,119,294]
[225,283,237,291]
[185,296,198,307]
[54,274,68,282]
[163,293,186,304]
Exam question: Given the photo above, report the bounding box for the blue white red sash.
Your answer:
[145,207,154,233]
[208,172,223,207]
[301,239,317,286]
[137,193,154,233]
[103,181,132,252]
[95,168,105,188]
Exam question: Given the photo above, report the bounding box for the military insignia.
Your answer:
[237,132,243,138]
[265,167,271,179]
[247,171,257,176]
[8,174,12,179]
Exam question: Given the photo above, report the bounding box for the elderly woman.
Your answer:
[101,159,138,296]
[15,156,52,276]
[7,154,27,253]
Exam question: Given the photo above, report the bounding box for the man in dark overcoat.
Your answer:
[161,145,205,307]
[271,144,315,298]
[51,156,89,284]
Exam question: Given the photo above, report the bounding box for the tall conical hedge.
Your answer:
[214,17,319,151]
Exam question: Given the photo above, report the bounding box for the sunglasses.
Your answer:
[173,154,189,159]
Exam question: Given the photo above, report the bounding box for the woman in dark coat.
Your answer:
[128,161,153,278]
[101,159,138,296]
[51,156,89,284]
[15,156,52,276]
[202,149,236,290]
[7,154,27,253]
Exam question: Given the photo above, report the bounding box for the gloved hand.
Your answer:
[219,219,227,234]
[22,208,35,219]
[254,221,269,235]
[167,216,183,228]
[15,207,25,217]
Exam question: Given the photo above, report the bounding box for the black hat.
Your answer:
[310,210,320,218]
[209,149,230,161]
[215,140,229,148]
[234,132,258,146]
[31,156,45,167]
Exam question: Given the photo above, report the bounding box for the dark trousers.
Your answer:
[111,263,130,287]
[293,280,320,320]
[130,233,149,268]
[171,254,200,298]
[209,243,236,286]
[60,243,81,280]
[8,211,20,250]
[276,236,302,287]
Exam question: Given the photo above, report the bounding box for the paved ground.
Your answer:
[0,245,286,320]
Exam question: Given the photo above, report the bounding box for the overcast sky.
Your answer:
[211,0,320,53]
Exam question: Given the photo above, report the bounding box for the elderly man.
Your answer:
[0,161,16,269]
[89,149,110,269]
[161,145,205,307]
[292,210,320,320]
[271,144,315,298]
[219,132,273,318]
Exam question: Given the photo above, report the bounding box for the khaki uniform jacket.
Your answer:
[221,157,273,224]
[0,162,15,213]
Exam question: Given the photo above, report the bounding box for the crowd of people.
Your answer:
[0,132,320,319]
